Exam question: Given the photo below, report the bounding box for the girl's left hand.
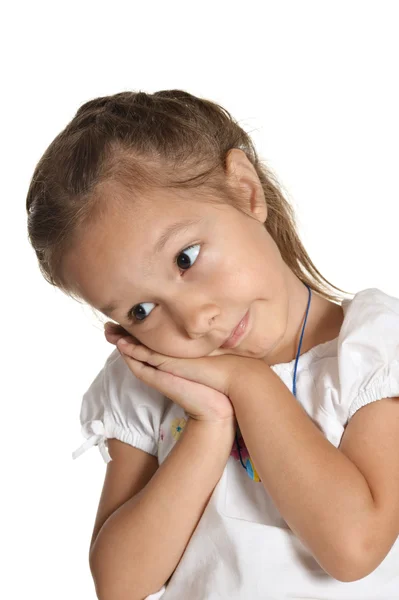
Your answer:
[104,322,251,396]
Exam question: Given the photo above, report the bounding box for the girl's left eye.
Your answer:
[175,243,201,271]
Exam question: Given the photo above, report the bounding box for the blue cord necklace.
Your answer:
[235,283,312,481]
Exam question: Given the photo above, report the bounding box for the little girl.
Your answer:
[26,90,399,599]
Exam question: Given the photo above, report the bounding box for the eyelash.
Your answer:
[127,244,200,325]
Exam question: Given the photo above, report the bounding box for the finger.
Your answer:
[119,351,221,417]
[105,329,130,345]
[120,352,182,393]
[104,322,127,334]
[116,338,168,368]
[104,323,140,345]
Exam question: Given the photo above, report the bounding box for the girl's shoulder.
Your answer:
[337,286,399,421]
[87,347,170,422]
[339,286,399,363]
[72,348,173,463]
[341,286,399,322]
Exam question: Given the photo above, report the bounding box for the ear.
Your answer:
[225,148,267,224]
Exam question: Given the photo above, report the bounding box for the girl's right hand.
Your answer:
[104,323,236,425]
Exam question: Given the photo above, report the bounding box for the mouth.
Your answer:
[220,310,250,349]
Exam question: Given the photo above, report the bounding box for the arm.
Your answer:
[90,417,235,600]
[230,362,399,582]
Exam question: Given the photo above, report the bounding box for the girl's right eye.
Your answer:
[127,243,201,325]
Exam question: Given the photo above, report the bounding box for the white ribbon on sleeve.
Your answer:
[72,420,112,463]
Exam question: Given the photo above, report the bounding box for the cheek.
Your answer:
[139,330,205,358]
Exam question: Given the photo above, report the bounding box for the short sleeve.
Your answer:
[72,348,167,464]
[337,288,399,423]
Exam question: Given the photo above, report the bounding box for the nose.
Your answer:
[170,301,219,340]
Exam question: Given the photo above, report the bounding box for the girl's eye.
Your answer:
[175,243,200,271]
[128,244,201,324]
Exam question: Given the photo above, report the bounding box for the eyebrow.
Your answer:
[99,216,204,317]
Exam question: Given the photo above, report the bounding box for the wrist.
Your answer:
[188,414,236,428]
[186,414,236,443]
[228,357,270,402]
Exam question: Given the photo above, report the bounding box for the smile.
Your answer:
[220,310,250,349]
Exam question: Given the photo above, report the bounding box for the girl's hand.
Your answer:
[104,322,237,423]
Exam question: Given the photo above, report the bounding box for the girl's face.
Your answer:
[63,187,292,361]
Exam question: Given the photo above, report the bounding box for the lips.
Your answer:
[220,310,249,349]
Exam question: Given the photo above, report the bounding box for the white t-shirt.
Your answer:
[73,287,399,599]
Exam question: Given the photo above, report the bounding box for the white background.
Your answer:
[2,1,399,598]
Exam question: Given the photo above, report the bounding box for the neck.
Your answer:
[265,268,344,367]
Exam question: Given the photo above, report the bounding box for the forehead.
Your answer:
[100,190,216,255]
[62,189,229,309]
[101,186,219,232]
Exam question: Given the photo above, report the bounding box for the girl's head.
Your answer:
[26,90,349,360]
